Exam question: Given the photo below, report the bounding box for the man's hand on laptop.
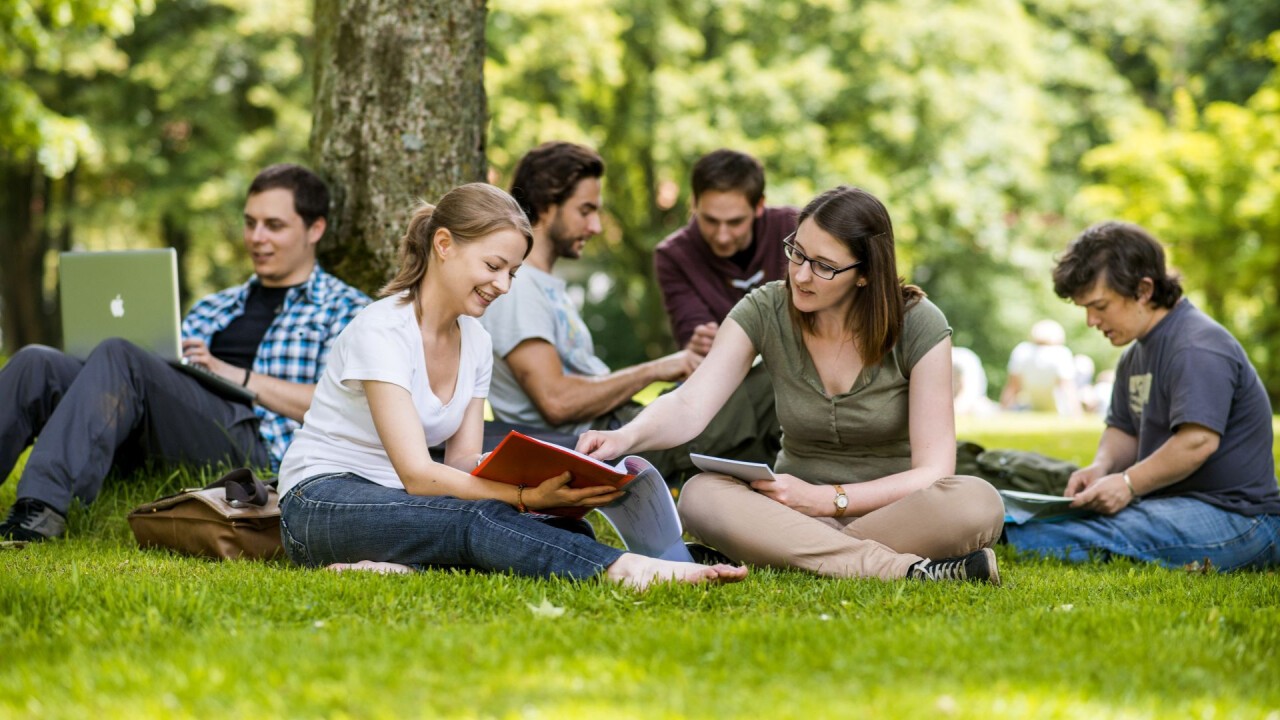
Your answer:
[181,339,241,384]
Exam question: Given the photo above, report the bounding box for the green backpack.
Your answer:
[955,441,1077,497]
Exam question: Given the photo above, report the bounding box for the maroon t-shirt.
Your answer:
[653,205,797,347]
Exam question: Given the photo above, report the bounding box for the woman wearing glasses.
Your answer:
[578,186,1005,583]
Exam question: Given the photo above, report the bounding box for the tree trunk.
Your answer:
[162,212,193,308]
[0,161,55,353]
[310,0,489,296]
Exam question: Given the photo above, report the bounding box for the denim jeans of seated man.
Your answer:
[279,473,625,579]
[1005,495,1280,572]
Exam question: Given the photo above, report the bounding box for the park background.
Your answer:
[3,0,1280,403]
[4,3,1280,718]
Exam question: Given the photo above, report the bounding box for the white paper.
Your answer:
[688,453,777,482]
[593,456,693,562]
[999,489,1083,525]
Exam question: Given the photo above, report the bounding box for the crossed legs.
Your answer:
[679,473,1005,580]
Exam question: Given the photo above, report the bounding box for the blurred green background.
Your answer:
[4,0,1279,401]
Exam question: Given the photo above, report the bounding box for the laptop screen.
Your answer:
[59,249,182,362]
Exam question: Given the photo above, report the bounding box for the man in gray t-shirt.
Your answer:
[482,142,779,481]
[485,264,612,435]
[1005,221,1280,571]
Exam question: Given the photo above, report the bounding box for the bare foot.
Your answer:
[326,560,413,574]
[605,553,748,591]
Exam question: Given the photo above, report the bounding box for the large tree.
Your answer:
[311,0,488,295]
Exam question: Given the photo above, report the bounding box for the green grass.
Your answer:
[2,415,1279,718]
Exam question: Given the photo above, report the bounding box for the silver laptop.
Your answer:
[59,249,255,404]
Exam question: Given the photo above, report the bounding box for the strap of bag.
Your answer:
[205,467,270,508]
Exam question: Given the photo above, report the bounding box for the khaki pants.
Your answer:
[678,473,1005,580]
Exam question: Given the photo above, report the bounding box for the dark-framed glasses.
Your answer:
[782,233,863,281]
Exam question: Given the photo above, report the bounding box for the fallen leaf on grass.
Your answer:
[527,598,566,619]
[1181,557,1216,574]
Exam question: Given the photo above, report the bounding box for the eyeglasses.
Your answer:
[782,234,863,281]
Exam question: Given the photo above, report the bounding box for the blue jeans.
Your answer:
[1005,496,1280,572]
[279,473,625,579]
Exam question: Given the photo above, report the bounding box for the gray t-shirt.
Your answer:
[1107,299,1280,515]
[480,265,609,434]
[729,281,951,485]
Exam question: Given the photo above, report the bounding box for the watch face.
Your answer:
[835,494,848,508]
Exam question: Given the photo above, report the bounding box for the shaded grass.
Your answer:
[2,414,1279,718]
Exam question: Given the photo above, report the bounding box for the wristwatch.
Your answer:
[833,484,849,517]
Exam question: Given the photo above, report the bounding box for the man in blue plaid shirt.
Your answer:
[0,164,369,542]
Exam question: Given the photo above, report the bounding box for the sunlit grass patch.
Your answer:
[2,415,1278,717]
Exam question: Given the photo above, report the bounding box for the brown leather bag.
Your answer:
[127,467,283,560]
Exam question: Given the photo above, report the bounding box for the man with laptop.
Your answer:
[0,164,369,542]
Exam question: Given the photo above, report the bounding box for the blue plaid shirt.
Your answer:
[181,265,369,469]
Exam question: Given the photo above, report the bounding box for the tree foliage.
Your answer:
[0,0,152,177]
[0,0,312,350]
[484,0,1206,379]
[1074,32,1280,400]
[1,0,154,348]
[3,0,1279,402]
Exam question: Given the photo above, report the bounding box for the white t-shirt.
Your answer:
[1007,341,1075,412]
[278,294,492,495]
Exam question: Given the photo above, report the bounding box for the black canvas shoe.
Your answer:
[686,542,736,566]
[909,548,1000,585]
[0,498,67,542]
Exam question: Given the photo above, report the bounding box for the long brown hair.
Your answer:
[380,183,534,304]
[785,186,924,368]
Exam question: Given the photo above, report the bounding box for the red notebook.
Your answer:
[471,431,636,518]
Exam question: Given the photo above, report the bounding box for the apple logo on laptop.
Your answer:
[110,294,125,318]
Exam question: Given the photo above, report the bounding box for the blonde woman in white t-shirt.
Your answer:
[276,183,746,590]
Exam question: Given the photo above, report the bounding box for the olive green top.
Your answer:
[728,281,951,485]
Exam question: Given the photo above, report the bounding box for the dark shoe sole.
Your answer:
[686,542,735,566]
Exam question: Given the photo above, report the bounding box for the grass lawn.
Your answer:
[2,414,1279,718]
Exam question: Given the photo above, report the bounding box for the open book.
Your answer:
[594,456,693,562]
[472,431,694,562]
[473,431,634,519]
[999,490,1090,525]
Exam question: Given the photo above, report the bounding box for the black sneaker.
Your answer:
[686,542,736,566]
[909,548,1000,585]
[0,498,67,542]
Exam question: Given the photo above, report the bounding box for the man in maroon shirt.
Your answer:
[654,149,797,354]
[652,150,793,461]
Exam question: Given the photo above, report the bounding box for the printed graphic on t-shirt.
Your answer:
[1128,373,1152,417]
[541,281,608,377]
